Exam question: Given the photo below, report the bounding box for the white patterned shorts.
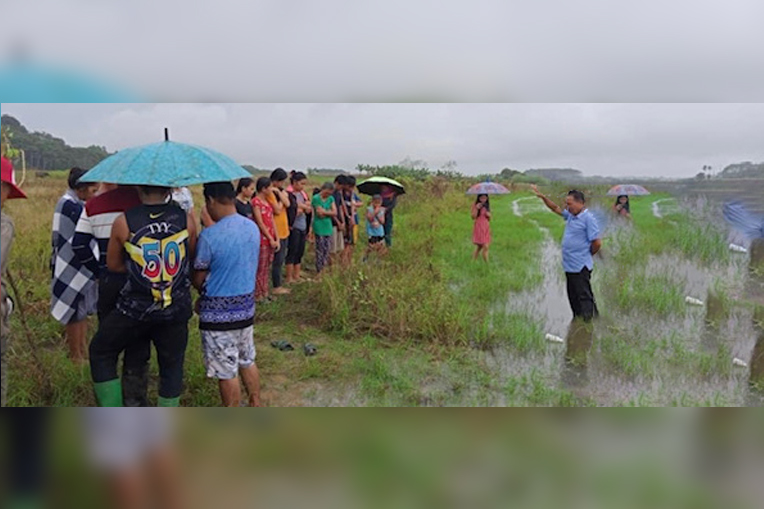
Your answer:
[201,326,256,380]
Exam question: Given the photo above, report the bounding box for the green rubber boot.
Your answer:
[158,396,180,407]
[8,496,45,509]
[93,379,123,407]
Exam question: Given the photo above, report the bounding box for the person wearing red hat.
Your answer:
[1,156,27,407]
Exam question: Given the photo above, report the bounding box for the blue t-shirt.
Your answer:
[366,206,385,238]
[561,209,600,273]
[194,213,260,330]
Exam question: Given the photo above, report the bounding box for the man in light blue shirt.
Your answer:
[532,186,602,321]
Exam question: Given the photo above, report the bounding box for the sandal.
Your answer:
[270,340,294,351]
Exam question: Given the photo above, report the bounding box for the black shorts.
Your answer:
[368,236,385,245]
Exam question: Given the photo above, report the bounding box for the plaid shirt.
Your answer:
[51,190,97,324]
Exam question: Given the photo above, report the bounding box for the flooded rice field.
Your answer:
[490,187,764,406]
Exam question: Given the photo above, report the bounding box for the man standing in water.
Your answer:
[532,185,602,322]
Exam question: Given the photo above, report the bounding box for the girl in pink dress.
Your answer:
[472,194,492,262]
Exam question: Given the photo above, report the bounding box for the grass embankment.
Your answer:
[6,176,583,406]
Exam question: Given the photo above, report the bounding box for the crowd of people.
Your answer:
[1,158,401,407]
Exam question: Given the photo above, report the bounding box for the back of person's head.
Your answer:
[204,181,236,204]
[139,185,171,198]
[236,177,254,194]
[256,177,272,193]
[68,167,89,190]
[290,171,307,184]
[568,190,586,203]
[312,187,321,196]
[270,168,288,182]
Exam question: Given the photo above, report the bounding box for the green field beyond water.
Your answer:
[4,175,761,406]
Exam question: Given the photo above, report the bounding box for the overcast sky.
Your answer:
[1,1,763,102]
[2,103,763,177]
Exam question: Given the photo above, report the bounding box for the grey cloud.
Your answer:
[3,103,763,178]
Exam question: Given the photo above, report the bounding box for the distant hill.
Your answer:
[1,114,111,170]
[524,168,583,181]
[719,161,764,179]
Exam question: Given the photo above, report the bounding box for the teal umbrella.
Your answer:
[80,129,249,187]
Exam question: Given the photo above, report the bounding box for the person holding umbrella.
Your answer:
[89,184,198,407]
[81,130,250,406]
[1,156,27,407]
[612,195,631,219]
[472,194,492,262]
[531,185,602,322]
[466,181,509,262]
[380,184,397,248]
[357,176,406,249]
[607,185,649,220]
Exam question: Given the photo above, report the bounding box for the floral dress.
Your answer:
[252,196,276,300]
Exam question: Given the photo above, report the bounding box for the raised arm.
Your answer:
[531,185,563,216]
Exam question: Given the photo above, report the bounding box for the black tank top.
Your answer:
[117,203,192,322]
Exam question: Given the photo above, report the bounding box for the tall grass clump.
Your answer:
[630,194,730,265]
[306,185,471,345]
[305,185,563,348]
[614,270,685,317]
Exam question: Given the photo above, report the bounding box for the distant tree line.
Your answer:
[719,161,764,179]
[1,114,111,170]
[356,159,564,185]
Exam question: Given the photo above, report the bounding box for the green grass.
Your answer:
[628,194,731,265]
[4,176,759,406]
[613,270,686,317]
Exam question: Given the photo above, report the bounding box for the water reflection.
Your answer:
[560,319,594,391]
[701,289,727,353]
